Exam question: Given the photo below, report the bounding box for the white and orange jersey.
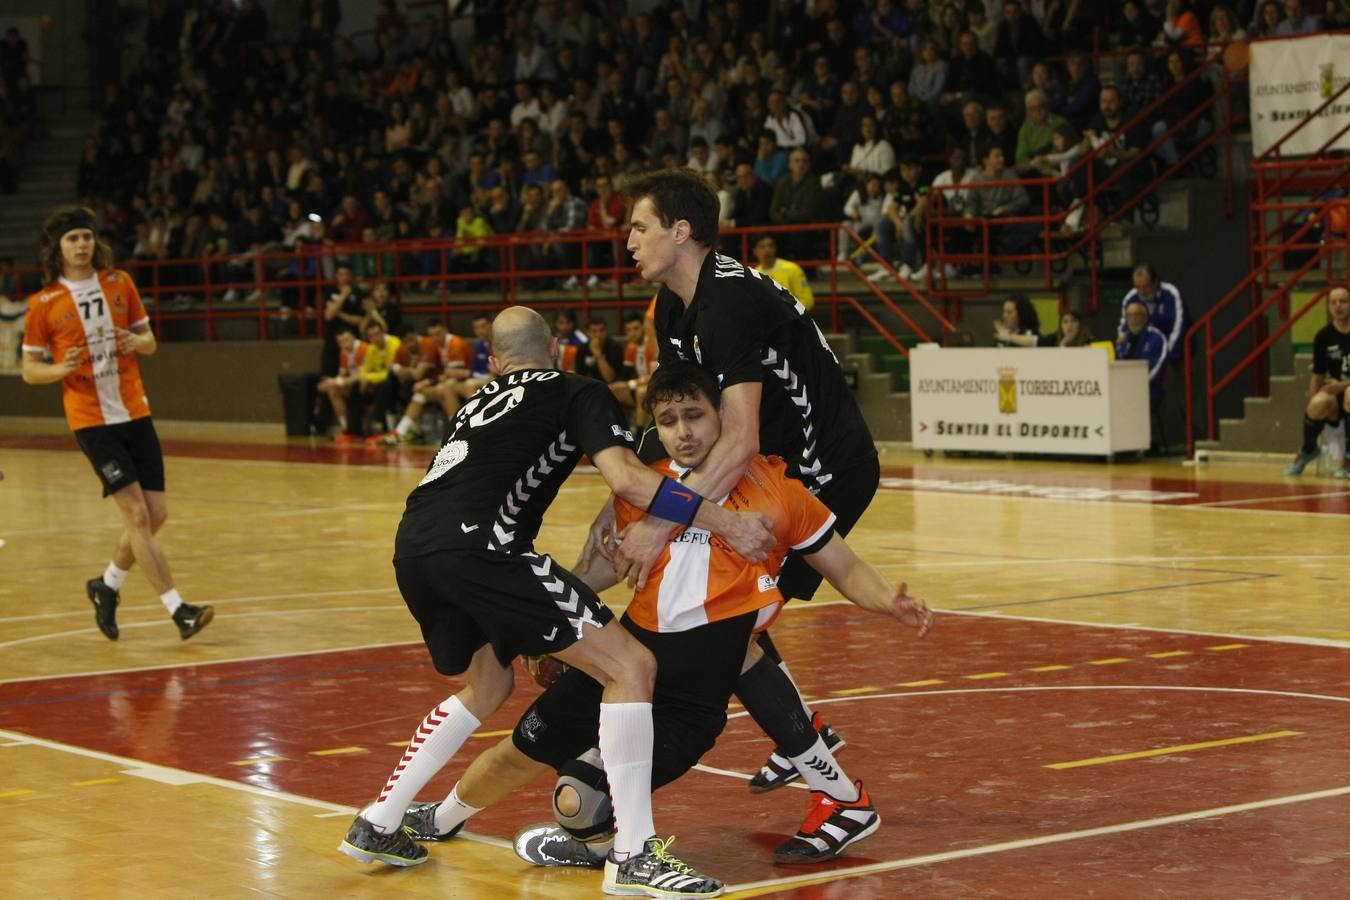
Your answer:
[22,269,152,431]
[440,332,473,372]
[615,455,836,633]
[623,339,659,379]
[338,339,366,374]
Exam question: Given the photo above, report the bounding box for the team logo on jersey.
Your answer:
[418,439,468,487]
[757,574,777,593]
[611,424,634,443]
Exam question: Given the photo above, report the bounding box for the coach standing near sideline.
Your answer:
[21,206,214,641]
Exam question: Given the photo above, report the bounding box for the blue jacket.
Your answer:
[1119,281,1187,366]
[1116,324,1168,408]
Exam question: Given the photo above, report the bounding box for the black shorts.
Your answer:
[73,417,166,498]
[512,610,755,788]
[777,452,880,601]
[394,549,614,675]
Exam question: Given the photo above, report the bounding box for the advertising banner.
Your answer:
[1250,34,1350,157]
[909,346,1150,455]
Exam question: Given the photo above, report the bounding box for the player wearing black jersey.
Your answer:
[338,306,773,899]
[584,168,884,794]
[1288,286,1350,478]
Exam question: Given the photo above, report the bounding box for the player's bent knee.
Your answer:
[553,749,615,842]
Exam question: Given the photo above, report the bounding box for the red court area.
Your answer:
[3,611,1347,896]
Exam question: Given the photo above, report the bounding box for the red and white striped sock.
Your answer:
[362,695,480,834]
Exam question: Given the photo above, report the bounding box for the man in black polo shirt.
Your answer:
[589,167,882,794]
[574,317,633,387]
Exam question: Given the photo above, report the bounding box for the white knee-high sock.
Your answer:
[598,701,655,859]
[433,782,481,834]
[788,735,859,802]
[364,695,480,833]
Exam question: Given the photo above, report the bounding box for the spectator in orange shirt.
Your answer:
[20,206,214,642]
[610,312,660,426]
[389,319,474,444]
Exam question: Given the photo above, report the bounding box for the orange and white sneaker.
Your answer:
[772,779,879,865]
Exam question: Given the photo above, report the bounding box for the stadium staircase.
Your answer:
[1185,77,1350,457]
[0,108,94,266]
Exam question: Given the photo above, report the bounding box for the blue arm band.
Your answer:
[646,476,705,527]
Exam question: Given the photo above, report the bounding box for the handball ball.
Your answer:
[39,15,54,30]
[523,654,568,688]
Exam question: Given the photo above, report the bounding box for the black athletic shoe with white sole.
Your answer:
[172,602,214,640]
[513,822,606,868]
[337,815,428,866]
[86,577,120,640]
[602,835,723,898]
[748,711,845,793]
[772,779,879,865]
[401,801,465,842]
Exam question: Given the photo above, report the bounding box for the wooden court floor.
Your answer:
[0,418,1347,898]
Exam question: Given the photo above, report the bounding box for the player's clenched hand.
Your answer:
[578,495,619,567]
[721,511,776,563]
[890,581,933,637]
[612,516,676,591]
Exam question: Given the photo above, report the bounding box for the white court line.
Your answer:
[0,605,409,651]
[722,684,1350,724]
[892,486,1350,519]
[0,586,398,625]
[0,638,423,685]
[871,552,1350,569]
[690,762,809,790]
[1188,490,1350,508]
[723,785,1350,895]
[0,727,511,849]
[786,598,1350,650]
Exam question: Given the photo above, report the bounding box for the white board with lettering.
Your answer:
[909,345,1151,455]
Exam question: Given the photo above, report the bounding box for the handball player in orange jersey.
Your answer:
[21,206,214,641]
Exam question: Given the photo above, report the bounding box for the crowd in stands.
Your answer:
[63,0,1338,313]
[0,25,38,195]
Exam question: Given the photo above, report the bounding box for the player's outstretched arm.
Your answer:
[590,445,774,565]
[807,534,933,637]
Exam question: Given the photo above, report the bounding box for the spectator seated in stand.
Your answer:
[573,317,632,387]
[389,318,474,445]
[963,144,1031,259]
[1286,286,1350,477]
[770,147,826,262]
[610,312,660,427]
[837,171,886,263]
[997,305,1096,347]
[332,320,407,445]
[864,157,931,283]
[751,233,814,310]
[1015,89,1069,175]
[553,308,588,373]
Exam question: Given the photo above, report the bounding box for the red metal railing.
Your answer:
[915,51,1244,311]
[1185,209,1350,455]
[8,223,957,356]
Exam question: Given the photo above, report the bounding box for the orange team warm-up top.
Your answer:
[615,455,837,634]
[21,270,152,432]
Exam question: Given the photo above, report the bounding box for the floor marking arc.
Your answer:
[723,785,1350,897]
[1046,730,1304,769]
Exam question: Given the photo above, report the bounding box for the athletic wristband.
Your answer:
[646,476,704,526]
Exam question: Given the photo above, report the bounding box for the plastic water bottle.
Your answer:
[1315,424,1346,475]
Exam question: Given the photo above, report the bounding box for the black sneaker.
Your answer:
[86,578,119,640]
[337,815,428,866]
[602,835,723,898]
[172,602,214,640]
[773,779,880,865]
[513,822,606,869]
[748,712,845,794]
[401,801,465,842]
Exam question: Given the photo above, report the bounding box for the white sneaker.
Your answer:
[943,264,959,279]
[908,263,928,282]
[586,274,601,288]
[222,289,240,302]
[867,267,892,282]
[244,288,263,303]
[896,263,913,280]
[562,275,581,291]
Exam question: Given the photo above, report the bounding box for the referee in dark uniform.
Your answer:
[598,167,882,792]
[339,306,770,898]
